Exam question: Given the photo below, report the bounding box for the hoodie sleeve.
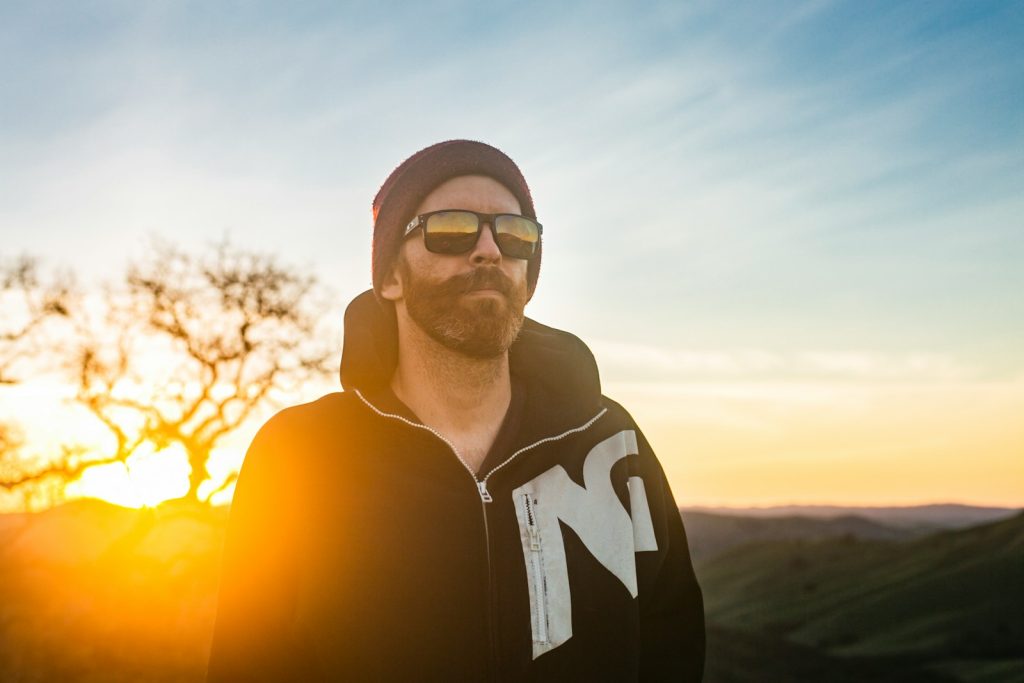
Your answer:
[206,411,322,683]
[630,418,706,682]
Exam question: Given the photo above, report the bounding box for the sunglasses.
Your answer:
[403,210,543,260]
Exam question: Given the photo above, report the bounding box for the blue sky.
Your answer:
[2,1,1022,505]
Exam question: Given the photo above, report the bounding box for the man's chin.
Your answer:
[432,303,524,359]
[450,317,525,359]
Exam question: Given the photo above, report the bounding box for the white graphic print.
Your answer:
[512,430,658,659]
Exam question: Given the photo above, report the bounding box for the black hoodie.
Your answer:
[207,291,705,682]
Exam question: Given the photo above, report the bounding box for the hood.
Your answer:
[340,290,603,422]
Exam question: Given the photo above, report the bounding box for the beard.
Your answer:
[399,259,528,359]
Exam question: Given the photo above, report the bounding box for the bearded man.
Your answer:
[207,140,705,682]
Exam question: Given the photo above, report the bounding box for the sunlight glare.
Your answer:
[66,443,191,508]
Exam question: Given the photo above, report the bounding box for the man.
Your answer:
[207,140,705,681]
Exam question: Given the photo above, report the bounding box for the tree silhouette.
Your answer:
[0,255,71,385]
[1,239,338,506]
[0,256,73,506]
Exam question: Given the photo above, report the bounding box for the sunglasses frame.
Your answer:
[403,209,543,259]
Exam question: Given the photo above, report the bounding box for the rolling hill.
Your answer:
[697,511,1024,681]
[681,510,918,565]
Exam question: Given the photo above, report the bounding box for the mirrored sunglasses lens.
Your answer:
[494,216,539,259]
[424,211,480,254]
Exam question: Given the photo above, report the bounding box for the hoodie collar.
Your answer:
[339,290,604,442]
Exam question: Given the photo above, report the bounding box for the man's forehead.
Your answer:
[414,175,522,216]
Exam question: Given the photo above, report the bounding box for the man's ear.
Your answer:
[379,259,404,302]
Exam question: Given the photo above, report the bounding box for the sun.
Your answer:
[65,442,191,508]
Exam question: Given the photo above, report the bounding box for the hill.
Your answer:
[697,511,1024,680]
[703,624,964,683]
[681,510,917,565]
[0,499,228,682]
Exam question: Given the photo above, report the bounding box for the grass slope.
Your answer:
[698,512,1024,666]
[704,625,960,683]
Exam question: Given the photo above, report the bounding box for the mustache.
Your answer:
[440,267,515,297]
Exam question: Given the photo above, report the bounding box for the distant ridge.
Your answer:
[680,511,918,566]
[683,503,1020,531]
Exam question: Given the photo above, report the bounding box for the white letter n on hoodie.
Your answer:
[512,430,658,660]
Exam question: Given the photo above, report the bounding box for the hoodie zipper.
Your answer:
[522,492,548,644]
[354,389,606,677]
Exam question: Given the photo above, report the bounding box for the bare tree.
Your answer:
[2,239,338,506]
[0,255,71,384]
[0,256,74,507]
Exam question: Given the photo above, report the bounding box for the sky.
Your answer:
[1,0,1022,508]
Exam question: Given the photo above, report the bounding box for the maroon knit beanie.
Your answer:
[371,140,541,300]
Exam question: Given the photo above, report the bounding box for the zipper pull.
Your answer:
[527,523,540,551]
[477,480,493,503]
[524,494,541,550]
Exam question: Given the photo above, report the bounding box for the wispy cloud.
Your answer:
[590,339,982,383]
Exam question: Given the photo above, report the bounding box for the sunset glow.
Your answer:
[54,442,243,509]
[65,444,190,508]
[2,367,1018,511]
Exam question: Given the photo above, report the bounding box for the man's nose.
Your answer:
[470,224,502,264]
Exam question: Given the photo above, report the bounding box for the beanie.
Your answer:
[371,140,541,300]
